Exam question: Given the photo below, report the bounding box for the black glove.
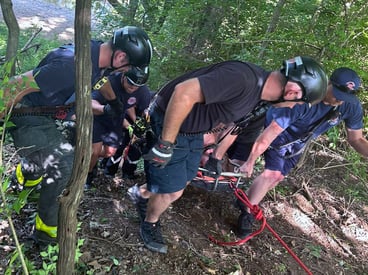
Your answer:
[203,154,223,178]
[104,98,124,117]
[143,136,175,169]
[103,104,117,116]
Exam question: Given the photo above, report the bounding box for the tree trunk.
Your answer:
[57,0,92,274]
[258,0,286,60]
[0,0,20,76]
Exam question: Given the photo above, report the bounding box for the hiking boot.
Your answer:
[127,185,148,221]
[84,172,95,190]
[140,221,168,254]
[85,165,98,190]
[237,211,255,239]
[32,230,58,247]
[235,198,247,212]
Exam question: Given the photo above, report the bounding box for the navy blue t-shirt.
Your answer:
[92,72,151,124]
[24,40,103,107]
[156,61,269,133]
[266,97,363,147]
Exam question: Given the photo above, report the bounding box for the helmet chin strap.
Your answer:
[109,51,131,72]
[110,50,117,70]
[110,51,131,71]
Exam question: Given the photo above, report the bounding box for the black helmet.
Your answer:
[281,56,328,104]
[125,66,149,86]
[112,26,153,67]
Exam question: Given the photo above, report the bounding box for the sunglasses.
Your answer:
[126,76,144,87]
[124,66,149,87]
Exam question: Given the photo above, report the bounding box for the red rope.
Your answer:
[208,184,313,275]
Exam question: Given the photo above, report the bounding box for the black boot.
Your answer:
[237,211,255,239]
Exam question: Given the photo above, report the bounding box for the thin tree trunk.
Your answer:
[57,0,92,274]
[0,0,20,76]
[258,0,286,60]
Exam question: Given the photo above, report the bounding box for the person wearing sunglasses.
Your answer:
[86,67,151,189]
[235,67,367,238]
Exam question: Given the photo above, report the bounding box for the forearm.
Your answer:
[247,120,284,164]
[91,100,104,115]
[122,118,131,128]
[346,128,368,158]
[161,78,204,143]
[213,132,238,159]
[162,92,191,143]
[349,138,368,158]
[5,71,38,108]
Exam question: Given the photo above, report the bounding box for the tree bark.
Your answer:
[258,0,286,60]
[0,0,20,76]
[57,0,92,274]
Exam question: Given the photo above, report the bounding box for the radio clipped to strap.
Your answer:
[231,101,270,135]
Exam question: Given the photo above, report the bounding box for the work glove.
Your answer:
[104,98,124,117]
[127,125,134,138]
[203,154,223,178]
[143,136,175,169]
[131,117,148,138]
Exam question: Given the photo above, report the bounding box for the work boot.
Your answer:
[237,211,255,239]
[32,230,58,247]
[127,185,148,221]
[85,165,98,190]
[140,221,168,254]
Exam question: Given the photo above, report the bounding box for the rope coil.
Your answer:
[204,175,313,275]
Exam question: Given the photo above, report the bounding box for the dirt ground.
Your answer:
[1,139,368,275]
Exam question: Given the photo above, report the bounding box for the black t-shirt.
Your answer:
[156,61,269,133]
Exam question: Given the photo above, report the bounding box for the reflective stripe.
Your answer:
[151,147,172,158]
[15,164,43,187]
[110,156,122,164]
[36,214,57,238]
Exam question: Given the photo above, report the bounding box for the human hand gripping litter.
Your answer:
[143,136,175,168]
[203,154,223,178]
[104,98,124,117]
[238,159,255,178]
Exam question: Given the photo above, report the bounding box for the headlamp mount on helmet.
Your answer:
[281,56,328,105]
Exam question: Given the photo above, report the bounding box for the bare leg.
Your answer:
[145,190,184,223]
[247,169,284,206]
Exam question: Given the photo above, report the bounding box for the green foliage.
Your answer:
[0,23,61,74]
[89,0,368,96]
[5,245,36,275]
[305,244,322,259]
[5,234,89,274]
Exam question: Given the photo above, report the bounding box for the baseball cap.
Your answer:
[330,67,361,103]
